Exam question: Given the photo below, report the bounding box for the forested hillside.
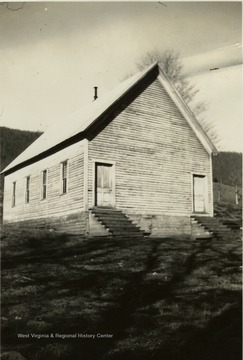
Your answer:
[0,127,42,172]
[213,152,242,187]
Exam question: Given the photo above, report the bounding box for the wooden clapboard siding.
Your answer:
[3,141,85,223]
[88,78,212,215]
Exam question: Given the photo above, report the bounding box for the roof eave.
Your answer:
[2,63,160,175]
[1,133,87,175]
[2,62,218,175]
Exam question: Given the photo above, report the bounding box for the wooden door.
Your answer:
[95,163,113,207]
[193,175,206,213]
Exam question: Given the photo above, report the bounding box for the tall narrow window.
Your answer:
[26,176,30,203]
[12,181,16,207]
[61,161,68,194]
[42,170,47,199]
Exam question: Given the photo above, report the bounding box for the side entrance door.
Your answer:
[193,175,207,213]
[95,163,114,207]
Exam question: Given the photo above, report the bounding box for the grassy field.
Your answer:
[1,228,242,360]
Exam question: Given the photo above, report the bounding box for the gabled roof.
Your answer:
[2,63,217,174]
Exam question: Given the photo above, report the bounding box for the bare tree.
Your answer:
[136,50,220,147]
[137,50,199,104]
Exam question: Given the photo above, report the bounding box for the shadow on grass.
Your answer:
[1,230,242,360]
[146,303,241,360]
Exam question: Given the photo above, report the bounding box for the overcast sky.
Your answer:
[0,1,242,152]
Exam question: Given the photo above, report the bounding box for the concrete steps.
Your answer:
[192,216,233,239]
[91,207,144,238]
[214,203,242,233]
[191,218,213,239]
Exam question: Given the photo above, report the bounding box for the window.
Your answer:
[25,176,30,203]
[42,170,47,199]
[61,161,68,194]
[12,181,16,207]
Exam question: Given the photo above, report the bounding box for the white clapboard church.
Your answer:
[2,63,217,237]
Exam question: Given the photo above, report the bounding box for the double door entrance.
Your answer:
[94,163,114,207]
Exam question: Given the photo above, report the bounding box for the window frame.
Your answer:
[60,160,68,195]
[12,181,16,207]
[25,176,30,204]
[41,169,48,200]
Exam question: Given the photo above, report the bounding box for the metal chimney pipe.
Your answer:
[94,86,98,101]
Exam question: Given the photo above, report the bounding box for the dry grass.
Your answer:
[1,227,242,360]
